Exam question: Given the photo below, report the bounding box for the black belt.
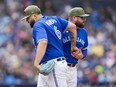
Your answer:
[57,57,65,61]
[41,57,65,64]
[67,63,76,67]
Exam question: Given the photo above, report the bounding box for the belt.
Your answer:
[67,63,76,67]
[42,57,65,64]
[56,57,65,61]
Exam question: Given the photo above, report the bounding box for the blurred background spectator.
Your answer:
[0,0,115,86]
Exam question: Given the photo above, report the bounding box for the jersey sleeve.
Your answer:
[33,23,48,46]
[56,16,69,32]
[82,30,88,59]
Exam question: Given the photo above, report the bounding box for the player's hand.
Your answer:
[34,63,40,73]
[71,46,80,57]
[73,49,83,59]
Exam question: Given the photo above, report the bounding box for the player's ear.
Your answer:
[72,16,77,19]
[73,16,77,21]
[33,14,37,19]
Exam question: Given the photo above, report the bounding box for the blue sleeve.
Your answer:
[56,16,69,31]
[33,24,47,46]
[82,30,88,59]
[82,49,87,58]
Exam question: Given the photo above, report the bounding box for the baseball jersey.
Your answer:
[63,28,88,64]
[33,16,69,64]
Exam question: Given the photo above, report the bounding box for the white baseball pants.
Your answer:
[66,65,77,87]
[37,58,68,87]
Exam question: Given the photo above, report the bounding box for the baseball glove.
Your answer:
[39,59,55,75]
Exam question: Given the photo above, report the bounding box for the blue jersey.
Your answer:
[33,16,69,64]
[63,28,88,64]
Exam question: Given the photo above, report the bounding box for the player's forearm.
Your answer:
[67,22,77,47]
[34,40,47,67]
[69,31,77,47]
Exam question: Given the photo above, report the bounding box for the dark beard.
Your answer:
[30,20,35,28]
[75,22,84,28]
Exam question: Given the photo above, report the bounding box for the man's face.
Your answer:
[26,14,36,28]
[75,16,86,28]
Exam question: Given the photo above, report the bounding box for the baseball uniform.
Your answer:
[63,28,88,87]
[33,16,69,87]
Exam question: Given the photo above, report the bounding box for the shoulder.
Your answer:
[44,16,58,19]
[78,28,87,34]
[51,16,59,19]
[51,16,63,20]
[33,20,44,28]
[32,22,44,34]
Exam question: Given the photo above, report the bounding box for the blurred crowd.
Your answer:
[0,0,115,85]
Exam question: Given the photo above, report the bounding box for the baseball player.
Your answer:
[63,7,89,87]
[22,5,78,87]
